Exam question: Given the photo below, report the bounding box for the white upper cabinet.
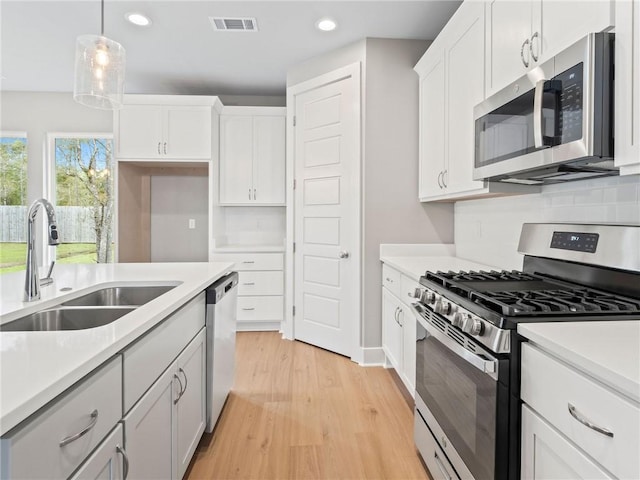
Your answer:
[415,1,531,201]
[486,0,614,96]
[615,0,640,175]
[115,97,213,160]
[219,107,286,205]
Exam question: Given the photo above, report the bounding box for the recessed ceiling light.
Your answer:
[125,12,152,27]
[316,18,337,32]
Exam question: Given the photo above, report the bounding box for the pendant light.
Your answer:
[73,0,126,110]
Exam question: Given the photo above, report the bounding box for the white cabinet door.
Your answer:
[382,288,403,371]
[253,116,285,204]
[521,406,614,480]
[175,330,206,480]
[116,105,163,159]
[69,425,125,480]
[445,1,486,195]
[401,305,416,394]
[219,115,254,204]
[164,106,212,159]
[123,363,177,480]
[615,0,640,173]
[417,49,446,199]
[485,0,534,95]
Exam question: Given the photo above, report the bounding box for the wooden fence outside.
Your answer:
[0,206,97,243]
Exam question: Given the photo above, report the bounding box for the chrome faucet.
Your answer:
[24,198,60,302]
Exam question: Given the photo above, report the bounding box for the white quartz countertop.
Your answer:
[518,321,640,403]
[379,244,499,282]
[0,262,233,435]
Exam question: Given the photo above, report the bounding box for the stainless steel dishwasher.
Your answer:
[205,271,238,433]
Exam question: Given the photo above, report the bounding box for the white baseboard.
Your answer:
[236,321,281,332]
[356,346,386,366]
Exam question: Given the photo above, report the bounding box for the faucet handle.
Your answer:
[40,261,55,287]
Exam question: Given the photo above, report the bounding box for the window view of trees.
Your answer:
[0,136,28,274]
[54,137,115,264]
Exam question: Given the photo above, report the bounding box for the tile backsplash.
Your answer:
[455,175,640,270]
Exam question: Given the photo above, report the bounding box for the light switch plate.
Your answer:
[188,219,196,229]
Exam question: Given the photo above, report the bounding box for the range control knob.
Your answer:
[412,288,423,299]
[421,291,437,305]
[435,301,452,316]
[462,317,484,336]
[452,312,465,328]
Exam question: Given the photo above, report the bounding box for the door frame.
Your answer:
[284,62,362,362]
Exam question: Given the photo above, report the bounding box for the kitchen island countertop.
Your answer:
[0,262,233,435]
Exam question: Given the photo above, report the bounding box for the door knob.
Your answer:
[339,251,350,259]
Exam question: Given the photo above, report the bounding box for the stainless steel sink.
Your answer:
[0,307,135,332]
[62,285,175,307]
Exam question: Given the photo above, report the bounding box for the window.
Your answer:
[0,133,28,274]
[50,134,115,264]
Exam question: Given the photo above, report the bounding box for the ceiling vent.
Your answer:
[210,17,258,32]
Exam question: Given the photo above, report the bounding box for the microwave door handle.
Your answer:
[533,79,546,148]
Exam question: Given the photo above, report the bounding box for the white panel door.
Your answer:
[446,1,486,194]
[164,106,212,159]
[293,66,359,357]
[253,115,285,204]
[220,115,254,204]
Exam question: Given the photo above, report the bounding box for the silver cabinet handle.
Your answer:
[339,251,350,259]
[173,373,184,404]
[179,367,188,395]
[242,307,255,311]
[521,38,530,68]
[397,307,403,327]
[567,403,614,438]
[385,277,393,283]
[116,444,129,480]
[437,171,443,189]
[163,142,167,155]
[434,452,452,480]
[242,261,255,264]
[243,282,255,286]
[530,31,539,62]
[442,170,448,188]
[394,306,400,325]
[157,142,161,154]
[253,188,256,200]
[248,188,251,200]
[59,409,98,447]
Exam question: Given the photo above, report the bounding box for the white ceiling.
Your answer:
[0,0,461,97]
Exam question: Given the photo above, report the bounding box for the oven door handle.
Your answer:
[411,303,499,380]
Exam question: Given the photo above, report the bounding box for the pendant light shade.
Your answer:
[73,1,126,109]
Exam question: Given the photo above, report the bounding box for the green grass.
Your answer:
[0,242,97,274]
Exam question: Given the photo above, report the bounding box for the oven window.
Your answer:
[416,323,497,480]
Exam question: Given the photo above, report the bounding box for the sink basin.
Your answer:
[62,285,175,307]
[0,307,135,332]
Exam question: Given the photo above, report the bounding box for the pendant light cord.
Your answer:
[100,0,105,36]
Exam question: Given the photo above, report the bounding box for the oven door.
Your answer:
[413,304,507,480]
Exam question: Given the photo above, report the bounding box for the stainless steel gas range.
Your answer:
[410,223,640,480]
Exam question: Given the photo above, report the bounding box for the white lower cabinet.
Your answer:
[124,329,206,480]
[381,263,419,395]
[212,252,284,330]
[521,406,613,480]
[69,425,126,480]
[0,357,123,480]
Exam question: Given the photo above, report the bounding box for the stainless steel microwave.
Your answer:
[473,33,615,184]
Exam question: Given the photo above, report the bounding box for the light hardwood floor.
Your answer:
[186,332,430,480]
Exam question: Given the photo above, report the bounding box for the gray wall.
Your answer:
[286,39,366,86]
[362,38,453,348]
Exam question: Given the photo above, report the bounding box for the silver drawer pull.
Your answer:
[243,282,255,286]
[242,307,255,311]
[179,367,188,394]
[385,277,393,283]
[59,409,98,447]
[116,444,130,480]
[434,452,452,480]
[173,373,184,404]
[242,261,255,264]
[568,403,614,438]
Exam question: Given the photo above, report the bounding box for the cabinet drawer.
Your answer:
[0,357,122,480]
[237,271,283,296]
[400,275,421,306]
[212,253,283,271]
[382,264,401,297]
[123,293,205,413]
[521,343,640,479]
[414,413,459,480]
[237,296,283,321]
